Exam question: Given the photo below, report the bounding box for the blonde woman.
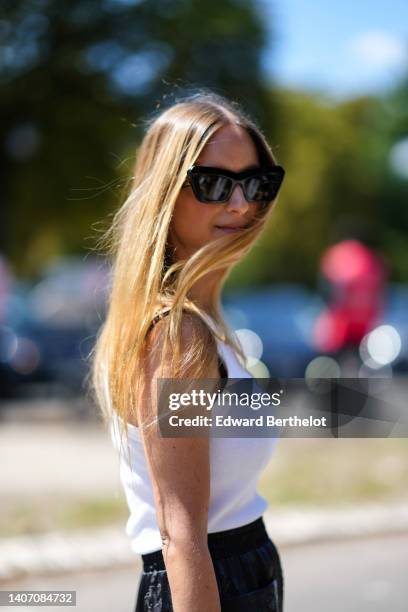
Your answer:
[91,91,285,611]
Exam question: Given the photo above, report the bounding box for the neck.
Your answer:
[166,239,225,314]
[188,269,222,314]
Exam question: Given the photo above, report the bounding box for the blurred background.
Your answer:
[0,1,407,610]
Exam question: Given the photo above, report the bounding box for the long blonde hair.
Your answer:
[89,91,283,448]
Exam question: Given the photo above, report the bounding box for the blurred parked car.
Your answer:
[222,283,408,378]
[2,267,407,399]
[0,256,110,398]
[381,284,408,373]
[223,284,323,377]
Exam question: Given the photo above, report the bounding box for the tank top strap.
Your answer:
[146,307,172,334]
[146,308,228,379]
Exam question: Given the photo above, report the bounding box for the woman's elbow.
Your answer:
[159,521,208,557]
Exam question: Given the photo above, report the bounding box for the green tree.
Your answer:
[0,0,280,277]
[376,74,408,280]
[227,80,408,289]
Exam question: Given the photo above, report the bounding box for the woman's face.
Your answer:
[168,124,263,261]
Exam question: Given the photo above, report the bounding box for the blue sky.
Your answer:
[258,0,408,100]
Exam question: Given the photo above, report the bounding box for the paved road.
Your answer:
[283,533,408,612]
[2,533,407,612]
[0,419,121,498]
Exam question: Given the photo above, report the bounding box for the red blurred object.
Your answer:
[313,240,387,353]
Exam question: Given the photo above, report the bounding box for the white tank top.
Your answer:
[107,314,279,555]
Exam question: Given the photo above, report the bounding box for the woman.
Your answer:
[91,91,286,611]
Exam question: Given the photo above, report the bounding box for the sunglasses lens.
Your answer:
[193,174,232,202]
[188,167,284,204]
[243,172,283,203]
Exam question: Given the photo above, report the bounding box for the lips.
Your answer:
[215,224,248,230]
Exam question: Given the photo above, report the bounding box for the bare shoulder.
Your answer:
[143,310,219,378]
[130,311,219,428]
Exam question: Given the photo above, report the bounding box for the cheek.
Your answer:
[172,195,219,242]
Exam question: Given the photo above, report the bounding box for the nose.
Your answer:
[225,184,250,214]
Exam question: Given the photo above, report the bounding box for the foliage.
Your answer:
[0,0,275,276]
[0,1,407,286]
[228,79,408,288]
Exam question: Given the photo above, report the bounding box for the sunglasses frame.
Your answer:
[183,164,285,205]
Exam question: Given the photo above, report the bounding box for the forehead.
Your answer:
[196,124,259,171]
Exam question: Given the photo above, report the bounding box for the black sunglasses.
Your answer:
[183,164,285,205]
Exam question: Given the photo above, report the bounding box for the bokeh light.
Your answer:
[360,325,402,367]
[235,328,263,363]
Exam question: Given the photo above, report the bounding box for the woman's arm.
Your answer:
[136,314,222,612]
